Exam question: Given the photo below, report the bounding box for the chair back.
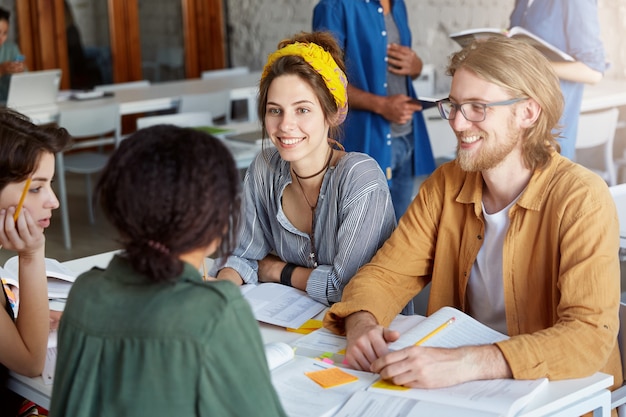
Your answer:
[575,107,619,186]
[179,91,230,123]
[229,86,259,123]
[94,80,150,93]
[136,111,213,130]
[58,103,121,148]
[576,108,619,149]
[201,66,249,80]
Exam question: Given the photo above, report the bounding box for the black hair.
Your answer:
[95,124,241,282]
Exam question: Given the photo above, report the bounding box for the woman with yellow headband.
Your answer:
[214,31,407,311]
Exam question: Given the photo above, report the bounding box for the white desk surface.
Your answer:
[23,71,261,125]
[7,250,614,416]
[581,78,626,113]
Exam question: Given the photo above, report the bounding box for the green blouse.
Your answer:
[49,255,286,417]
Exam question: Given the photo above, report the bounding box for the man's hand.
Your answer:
[344,311,400,371]
[387,43,423,79]
[371,344,512,389]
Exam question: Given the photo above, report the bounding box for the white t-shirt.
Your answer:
[467,195,521,335]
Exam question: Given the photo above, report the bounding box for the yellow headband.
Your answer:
[262,42,348,123]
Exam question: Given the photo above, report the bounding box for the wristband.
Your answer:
[280,263,297,287]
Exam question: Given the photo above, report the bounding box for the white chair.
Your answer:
[611,299,626,415]
[178,91,231,124]
[229,86,259,123]
[201,66,249,80]
[575,107,619,186]
[94,80,151,93]
[56,103,121,249]
[136,111,213,130]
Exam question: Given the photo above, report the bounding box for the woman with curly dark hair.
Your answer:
[50,125,286,416]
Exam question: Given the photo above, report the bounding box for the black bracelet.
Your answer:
[280,263,297,287]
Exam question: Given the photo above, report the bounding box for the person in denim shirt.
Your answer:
[313,0,436,219]
[510,0,606,159]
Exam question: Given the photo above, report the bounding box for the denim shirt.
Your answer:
[510,0,606,158]
[313,0,435,181]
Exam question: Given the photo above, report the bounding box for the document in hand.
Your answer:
[0,256,77,301]
[449,26,574,62]
[265,342,379,417]
[241,283,326,328]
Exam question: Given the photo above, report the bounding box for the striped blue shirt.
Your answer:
[213,148,396,306]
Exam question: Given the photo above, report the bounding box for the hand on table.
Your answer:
[258,254,284,283]
[343,311,400,371]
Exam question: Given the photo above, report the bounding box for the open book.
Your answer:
[241,282,326,329]
[290,306,547,417]
[450,26,574,62]
[0,256,77,301]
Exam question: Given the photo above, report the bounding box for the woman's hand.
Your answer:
[258,254,284,283]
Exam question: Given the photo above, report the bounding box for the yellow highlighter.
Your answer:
[414,317,455,346]
[13,177,32,222]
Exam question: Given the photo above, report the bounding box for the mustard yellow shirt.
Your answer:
[325,152,622,387]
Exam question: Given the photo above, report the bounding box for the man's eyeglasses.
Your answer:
[436,98,526,122]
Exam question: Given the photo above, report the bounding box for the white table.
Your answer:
[7,251,615,416]
[581,78,626,113]
[22,72,262,125]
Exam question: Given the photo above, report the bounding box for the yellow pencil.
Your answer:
[414,317,455,346]
[13,177,32,222]
[202,258,208,281]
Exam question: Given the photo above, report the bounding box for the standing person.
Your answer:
[0,109,70,417]
[510,0,606,160]
[323,37,622,390]
[213,31,401,311]
[49,125,287,417]
[0,7,26,102]
[313,0,436,219]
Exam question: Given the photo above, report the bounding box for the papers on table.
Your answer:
[241,283,325,329]
[42,330,57,385]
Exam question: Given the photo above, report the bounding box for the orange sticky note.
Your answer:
[305,367,358,388]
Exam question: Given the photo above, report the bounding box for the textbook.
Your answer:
[241,282,326,329]
[0,256,77,301]
[292,307,547,416]
[449,26,574,62]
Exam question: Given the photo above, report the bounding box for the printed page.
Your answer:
[4,256,77,300]
[242,283,325,328]
[334,391,498,417]
[389,306,508,350]
[265,342,295,370]
[271,355,378,417]
[368,378,548,417]
[42,330,58,385]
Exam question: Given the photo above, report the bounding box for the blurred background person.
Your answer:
[510,0,606,160]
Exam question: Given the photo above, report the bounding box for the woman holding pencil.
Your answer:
[214,31,401,310]
[50,125,287,416]
[0,108,70,417]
